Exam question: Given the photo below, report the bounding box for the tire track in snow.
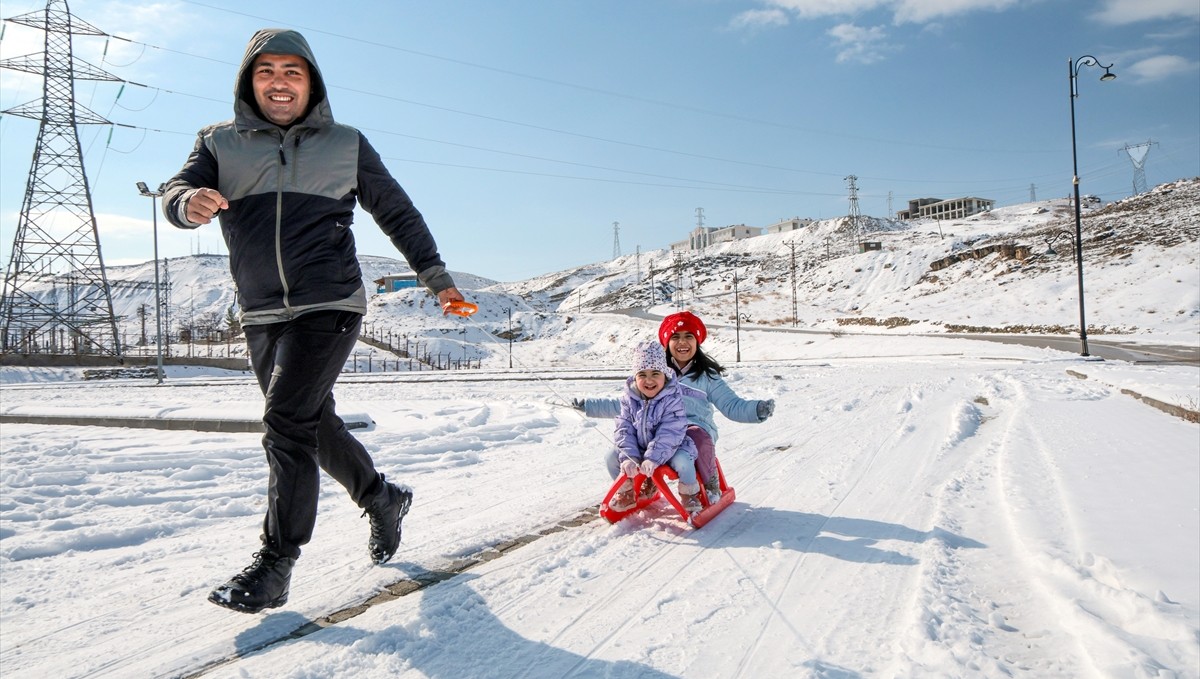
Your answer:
[724,379,926,678]
[991,374,1196,677]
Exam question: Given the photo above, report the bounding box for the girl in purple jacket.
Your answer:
[610,341,702,513]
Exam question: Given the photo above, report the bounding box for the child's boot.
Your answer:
[640,477,657,499]
[678,481,702,515]
[610,478,636,512]
[703,475,721,503]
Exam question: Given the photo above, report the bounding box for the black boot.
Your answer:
[208,548,295,613]
[363,481,412,564]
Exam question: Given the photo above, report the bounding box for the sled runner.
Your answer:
[599,458,735,528]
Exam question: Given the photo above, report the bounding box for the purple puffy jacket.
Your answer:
[614,375,699,467]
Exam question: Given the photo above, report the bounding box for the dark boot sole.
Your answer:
[207,590,289,614]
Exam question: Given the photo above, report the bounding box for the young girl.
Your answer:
[609,340,702,513]
[577,312,775,501]
[657,311,774,498]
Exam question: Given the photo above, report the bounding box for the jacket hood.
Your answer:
[234,28,332,129]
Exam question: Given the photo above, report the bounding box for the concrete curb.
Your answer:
[0,413,264,433]
[1065,370,1200,423]
[0,414,374,433]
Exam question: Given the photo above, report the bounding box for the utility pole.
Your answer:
[673,250,684,309]
[612,221,620,259]
[789,241,798,327]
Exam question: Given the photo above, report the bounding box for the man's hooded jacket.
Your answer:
[163,28,454,325]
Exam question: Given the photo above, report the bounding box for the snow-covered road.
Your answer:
[1,340,1197,678]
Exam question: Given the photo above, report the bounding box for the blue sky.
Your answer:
[1,0,1197,282]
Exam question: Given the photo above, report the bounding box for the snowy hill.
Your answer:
[82,177,1200,368]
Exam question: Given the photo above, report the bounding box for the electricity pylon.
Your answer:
[1120,140,1156,196]
[0,0,121,355]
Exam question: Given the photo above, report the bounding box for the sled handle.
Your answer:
[442,300,479,317]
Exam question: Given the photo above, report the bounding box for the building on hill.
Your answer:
[896,196,994,220]
[374,274,419,293]
[671,224,764,252]
[766,217,814,234]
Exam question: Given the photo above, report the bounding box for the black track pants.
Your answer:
[245,310,384,558]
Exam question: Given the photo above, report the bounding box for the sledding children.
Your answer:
[576,311,775,501]
[609,341,703,513]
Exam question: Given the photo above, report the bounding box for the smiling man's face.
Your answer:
[251,53,311,126]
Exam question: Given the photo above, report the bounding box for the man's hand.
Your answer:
[185,188,229,225]
[436,287,466,307]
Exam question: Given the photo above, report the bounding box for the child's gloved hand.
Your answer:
[639,460,658,478]
[620,459,640,479]
[756,399,775,421]
[571,398,586,411]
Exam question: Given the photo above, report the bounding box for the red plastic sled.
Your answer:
[599,458,735,528]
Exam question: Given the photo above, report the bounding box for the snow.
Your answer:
[1,181,1198,678]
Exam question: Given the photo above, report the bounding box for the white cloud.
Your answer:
[892,0,1021,24]
[750,0,1022,24]
[763,0,889,20]
[827,23,893,64]
[729,8,792,30]
[1094,0,1200,25]
[1124,54,1199,82]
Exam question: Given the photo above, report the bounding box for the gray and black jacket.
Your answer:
[163,28,454,326]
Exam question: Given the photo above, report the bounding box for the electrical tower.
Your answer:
[612,221,620,259]
[845,175,861,245]
[1120,140,1157,196]
[1030,184,1037,202]
[0,0,121,355]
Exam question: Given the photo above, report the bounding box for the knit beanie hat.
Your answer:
[658,311,707,347]
[632,340,670,375]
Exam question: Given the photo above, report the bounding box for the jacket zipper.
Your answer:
[275,134,290,314]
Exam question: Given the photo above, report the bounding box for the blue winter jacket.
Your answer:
[585,362,764,444]
[614,376,699,467]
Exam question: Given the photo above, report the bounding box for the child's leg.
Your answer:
[604,448,621,480]
[667,450,699,491]
[687,426,716,484]
[668,449,701,513]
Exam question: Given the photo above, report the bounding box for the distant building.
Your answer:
[765,217,813,235]
[670,224,764,252]
[374,274,419,293]
[896,197,994,220]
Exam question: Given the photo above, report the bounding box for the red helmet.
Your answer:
[658,311,707,347]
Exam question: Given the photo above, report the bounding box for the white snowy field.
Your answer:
[1,323,1197,678]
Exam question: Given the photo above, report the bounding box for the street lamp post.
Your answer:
[136,182,166,383]
[1067,55,1116,357]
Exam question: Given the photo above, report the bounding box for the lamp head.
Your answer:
[1100,68,1116,81]
[136,181,149,194]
